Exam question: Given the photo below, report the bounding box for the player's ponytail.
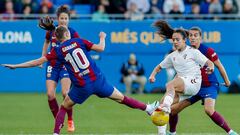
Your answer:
[152,20,174,40]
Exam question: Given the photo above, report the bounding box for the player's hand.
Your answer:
[99,32,106,39]
[221,81,231,87]
[205,67,214,74]
[149,76,156,83]
[1,64,16,69]
[38,64,43,68]
[38,16,55,31]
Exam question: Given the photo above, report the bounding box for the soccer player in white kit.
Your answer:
[149,29,214,114]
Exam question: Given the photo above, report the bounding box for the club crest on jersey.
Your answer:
[47,73,51,78]
[183,54,187,59]
[52,42,57,47]
[173,57,176,61]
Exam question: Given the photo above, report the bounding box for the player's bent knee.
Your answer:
[170,109,178,116]
[62,96,74,109]
[109,88,124,103]
[61,91,68,98]
[166,82,174,90]
[47,93,56,100]
[204,108,215,116]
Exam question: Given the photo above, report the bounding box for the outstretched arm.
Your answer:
[214,59,230,87]
[2,56,48,69]
[205,60,214,74]
[38,39,50,68]
[149,64,162,83]
[91,32,106,52]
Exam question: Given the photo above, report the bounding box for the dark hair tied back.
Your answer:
[56,5,70,18]
[174,29,189,39]
[152,20,174,40]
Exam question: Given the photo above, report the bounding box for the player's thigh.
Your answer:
[167,77,185,93]
[46,80,58,99]
[60,78,71,95]
[108,87,124,103]
[171,99,191,115]
[62,95,76,109]
[179,76,201,95]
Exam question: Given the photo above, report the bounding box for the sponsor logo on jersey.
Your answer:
[183,54,187,59]
[78,69,90,77]
[63,73,68,76]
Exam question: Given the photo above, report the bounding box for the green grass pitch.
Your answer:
[0,93,239,134]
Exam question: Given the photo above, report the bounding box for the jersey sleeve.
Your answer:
[206,48,218,62]
[45,48,58,60]
[159,54,173,69]
[70,27,80,38]
[82,39,94,51]
[193,49,209,67]
[45,31,51,40]
[73,31,80,38]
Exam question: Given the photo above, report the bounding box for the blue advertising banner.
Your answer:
[0,20,239,93]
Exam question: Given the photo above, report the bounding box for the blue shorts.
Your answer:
[45,63,69,82]
[68,74,114,104]
[188,83,219,105]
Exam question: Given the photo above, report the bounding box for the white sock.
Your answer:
[169,131,176,135]
[157,125,167,135]
[145,104,150,112]
[228,129,233,134]
[163,95,173,107]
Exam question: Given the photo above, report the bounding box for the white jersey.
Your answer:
[160,46,208,78]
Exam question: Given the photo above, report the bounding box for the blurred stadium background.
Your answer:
[0,0,240,134]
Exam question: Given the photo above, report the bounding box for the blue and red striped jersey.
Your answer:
[46,38,101,87]
[45,27,79,68]
[198,44,219,87]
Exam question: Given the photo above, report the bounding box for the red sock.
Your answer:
[48,98,59,118]
[121,96,146,111]
[54,106,67,134]
[210,111,231,133]
[67,108,73,121]
[169,114,178,133]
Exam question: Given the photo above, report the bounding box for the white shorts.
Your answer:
[179,76,201,96]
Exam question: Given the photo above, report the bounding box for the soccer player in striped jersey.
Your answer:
[2,26,159,135]
[167,27,238,135]
[41,5,79,132]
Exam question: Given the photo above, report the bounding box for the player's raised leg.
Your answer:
[108,87,159,115]
[160,77,185,113]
